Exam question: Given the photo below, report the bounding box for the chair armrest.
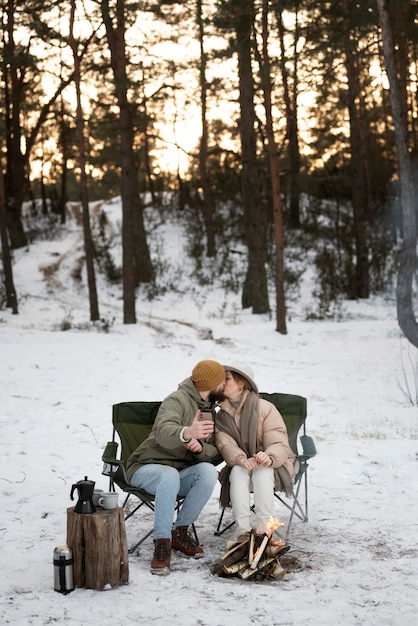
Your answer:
[299,435,317,460]
[102,441,119,462]
[102,441,121,477]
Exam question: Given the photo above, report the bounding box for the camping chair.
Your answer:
[214,392,316,540]
[102,401,200,553]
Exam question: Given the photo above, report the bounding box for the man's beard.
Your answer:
[208,389,225,404]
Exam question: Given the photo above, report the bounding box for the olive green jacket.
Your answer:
[126,377,220,481]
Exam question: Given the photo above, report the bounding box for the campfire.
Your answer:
[212,517,290,581]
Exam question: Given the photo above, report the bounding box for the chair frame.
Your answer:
[214,392,316,540]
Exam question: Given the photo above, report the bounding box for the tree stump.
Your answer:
[66,507,129,590]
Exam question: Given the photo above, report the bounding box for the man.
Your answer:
[126,359,225,575]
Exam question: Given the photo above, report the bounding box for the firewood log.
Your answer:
[221,543,249,567]
[223,560,247,575]
[265,542,289,557]
[238,567,258,581]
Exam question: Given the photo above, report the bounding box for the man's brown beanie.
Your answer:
[191,360,225,392]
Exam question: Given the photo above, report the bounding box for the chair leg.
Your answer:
[214,507,226,535]
[128,528,153,554]
[304,466,309,521]
[214,507,236,536]
[282,466,309,538]
[191,523,199,545]
[274,491,306,522]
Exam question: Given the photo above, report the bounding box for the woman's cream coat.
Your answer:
[215,394,298,479]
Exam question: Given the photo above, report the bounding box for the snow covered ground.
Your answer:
[1,198,417,625]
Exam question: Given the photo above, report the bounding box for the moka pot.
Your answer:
[70,476,96,514]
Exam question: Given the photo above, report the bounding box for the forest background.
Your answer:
[0,0,417,343]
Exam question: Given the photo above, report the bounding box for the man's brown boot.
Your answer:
[151,538,171,575]
[171,526,204,558]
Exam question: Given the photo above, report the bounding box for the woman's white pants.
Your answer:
[229,464,275,536]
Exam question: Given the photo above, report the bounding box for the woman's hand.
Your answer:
[253,451,273,467]
[243,457,258,470]
[242,452,273,469]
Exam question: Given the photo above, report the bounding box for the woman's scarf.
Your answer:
[217,390,260,456]
[216,391,260,508]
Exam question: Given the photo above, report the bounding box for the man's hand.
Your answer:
[184,439,203,454]
[183,410,214,441]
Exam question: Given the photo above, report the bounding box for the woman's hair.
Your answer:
[228,370,251,391]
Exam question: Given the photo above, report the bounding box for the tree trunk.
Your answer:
[377,0,418,347]
[142,106,157,206]
[341,6,369,299]
[197,0,216,257]
[3,0,26,248]
[276,0,301,229]
[261,0,287,333]
[102,0,154,324]
[58,99,69,225]
[237,0,269,314]
[67,507,129,590]
[70,0,100,322]
[0,166,18,313]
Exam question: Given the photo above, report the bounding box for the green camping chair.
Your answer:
[102,401,200,553]
[214,392,316,540]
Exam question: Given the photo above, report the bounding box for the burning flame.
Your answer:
[265,516,283,537]
[249,517,285,568]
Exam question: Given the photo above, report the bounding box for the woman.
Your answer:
[215,362,299,542]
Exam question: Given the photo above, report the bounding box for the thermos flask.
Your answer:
[53,545,74,594]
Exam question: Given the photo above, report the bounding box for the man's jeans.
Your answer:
[130,463,218,539]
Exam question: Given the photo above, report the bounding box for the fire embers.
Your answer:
[212,529,290,581]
